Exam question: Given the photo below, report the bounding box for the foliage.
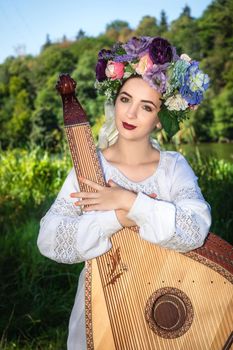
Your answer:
[0,0,233,150]
[0,148,71,229]
[187,149,233,243]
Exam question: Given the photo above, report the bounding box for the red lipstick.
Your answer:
[122,122,137,130]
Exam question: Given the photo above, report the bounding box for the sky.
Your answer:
[0,0,213,64]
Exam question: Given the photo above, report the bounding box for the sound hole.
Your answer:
[145,287,194,339]
[153,294,186,330]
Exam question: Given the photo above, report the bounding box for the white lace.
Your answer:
[46,198,84,263]
[50,198,82,217]
[165,207,202,251]
[165,184,205,251]
[54,219,84,263]
[173,185,204,202]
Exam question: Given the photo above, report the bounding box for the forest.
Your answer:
[0,0,233,348]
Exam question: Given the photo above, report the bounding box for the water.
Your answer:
[164,143,233,162]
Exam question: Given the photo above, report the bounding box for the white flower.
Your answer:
[165,94,189,111]
[180,53,192,62]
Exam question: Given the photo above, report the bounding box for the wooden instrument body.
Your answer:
[91,232,233,350]
[56,75,233,350]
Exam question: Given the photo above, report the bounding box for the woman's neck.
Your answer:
[110,136,155,165]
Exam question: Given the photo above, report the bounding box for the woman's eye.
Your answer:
[143,105,153,112]
[120,96,129,103]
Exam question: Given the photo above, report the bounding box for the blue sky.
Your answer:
[0,0,213,64]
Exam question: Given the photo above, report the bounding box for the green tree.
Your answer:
[76,29,86,40]
[5,90,32,147]
[134,16,159,37]
[167,7,199,57]
[30,75,63,151]
[211,87,233,140]
[105,20,131,41]
[72,52,105,125]
[159,10,168,34]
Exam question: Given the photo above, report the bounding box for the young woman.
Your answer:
[37,36,211,349]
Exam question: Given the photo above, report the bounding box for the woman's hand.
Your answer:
[70,177,137,212]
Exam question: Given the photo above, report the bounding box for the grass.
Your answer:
[1,215,83,350]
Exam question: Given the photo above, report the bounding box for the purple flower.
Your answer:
[98,49,113,60]
[114,54,136,62]
[148,37,173,64]
[96,59,107,81]
[123,36,153,57]
[143,63,169,93]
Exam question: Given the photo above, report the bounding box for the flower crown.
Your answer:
[95,36,210,137]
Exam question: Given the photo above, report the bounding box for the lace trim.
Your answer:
[97,149,164,197]
[54,218,84,263]
[50,198,82,217]
[165,207,202,252]
[173,185,204,203]
[45,198,83,263]
[108,171,160,197]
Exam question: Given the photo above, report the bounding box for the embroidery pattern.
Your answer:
[97,149,162,197]
[166,207,202,251]
[173,185,203,203]
[54,219,84,263]
[50,197,82,217]
[47,198,83,263]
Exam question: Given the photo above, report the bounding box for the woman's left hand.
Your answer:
[70,177,137,212]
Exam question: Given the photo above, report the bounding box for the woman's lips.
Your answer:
[122,122,137,130]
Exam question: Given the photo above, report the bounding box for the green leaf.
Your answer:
[158,108,180,137]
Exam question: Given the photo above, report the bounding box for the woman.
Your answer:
[37,36,211,349]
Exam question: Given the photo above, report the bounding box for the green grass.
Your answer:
[0,216,83,350]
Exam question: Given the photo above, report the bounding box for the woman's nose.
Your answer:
[126,104,137,119]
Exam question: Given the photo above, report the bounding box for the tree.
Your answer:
[211,87,233,140]
[105,20,131,41]
[134,16,159,37]
[30,74,63,151]
[41,34,52,51]
[76,29,86,40]
[167,8,199,58]
[106,20,130,33]
[181,5,192,18]
[159,10,168,34]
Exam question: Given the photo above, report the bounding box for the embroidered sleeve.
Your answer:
[127,154,211,253]
[164,181,210,252]
[37,168,122,264]
[165,155,211,251]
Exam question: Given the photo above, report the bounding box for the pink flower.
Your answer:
[135,54,153,75]
[105,61,125,80]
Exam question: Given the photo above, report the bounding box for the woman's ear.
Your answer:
[155,121,162,129]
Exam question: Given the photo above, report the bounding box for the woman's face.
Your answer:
[114,77,162,141]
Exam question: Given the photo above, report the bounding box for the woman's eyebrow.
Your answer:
[141,99,158,109]
[119,91,157,109]
[119,91,132,97]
